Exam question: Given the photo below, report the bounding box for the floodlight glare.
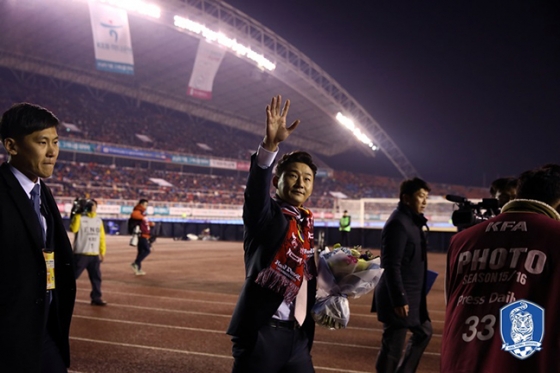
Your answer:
[335,112,355,129]
[336,112,378,151]
[99,0,161,18]
[174,15,276,71]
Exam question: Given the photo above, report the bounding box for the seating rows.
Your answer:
[47,161,486,212]
[0,69,489,208]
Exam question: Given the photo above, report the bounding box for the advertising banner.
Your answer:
[209,159,237,170]
[120,205,133,215]
[236,161,250,171]
[153,206,170,215]
[187,40,226,100]
[59,140,96,153]
[100,145,169,161]
[88,1,134,75]
[97,204,122,214]
[190,208,242,218]
[171,155,210,167]
[169,207,193,217]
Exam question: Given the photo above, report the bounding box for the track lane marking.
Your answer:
[70,336,438,373]
[72,314,444,340]
[74,294,446,324]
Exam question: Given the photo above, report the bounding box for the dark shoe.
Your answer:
[91,299,107,306]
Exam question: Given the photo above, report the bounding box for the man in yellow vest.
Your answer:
[70,199,107,306]
[339,210,351,247]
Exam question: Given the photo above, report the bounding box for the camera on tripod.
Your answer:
[445,194,500,228]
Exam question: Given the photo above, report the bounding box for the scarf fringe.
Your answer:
[255,267,300,303]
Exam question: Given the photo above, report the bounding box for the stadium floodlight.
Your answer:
[173,15,276,71]
[336,112,379,151]
[99,0,161,19]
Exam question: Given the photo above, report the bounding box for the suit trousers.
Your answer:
[231,322,314,373]
[40,332,67,373]
[376,320,432,373]
[40,295,67,373]
[74,254,102,301]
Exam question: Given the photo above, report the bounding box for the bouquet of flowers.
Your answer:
[312,245,383,329]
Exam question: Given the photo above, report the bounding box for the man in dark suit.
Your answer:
[0,103,76,372]
[372,177,433,373]
[227,95,318,373]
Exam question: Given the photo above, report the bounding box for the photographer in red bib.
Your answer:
[442,164,560,372]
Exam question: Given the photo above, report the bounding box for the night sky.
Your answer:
[224,0,560,187]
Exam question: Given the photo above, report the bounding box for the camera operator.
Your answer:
[70,198,107,306]
[446,178,517,230]
[441,164,560,373]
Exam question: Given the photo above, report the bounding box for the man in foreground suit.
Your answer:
[0,103,76,372]
[227,95,318,373]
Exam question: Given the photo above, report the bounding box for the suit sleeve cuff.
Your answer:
[256,143,278,169]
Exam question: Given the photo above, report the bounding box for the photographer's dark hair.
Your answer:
[399,177,431,201]
[516,164,560,206]
[489,177,518,197]
[138,199,149,205]
[0,103,59,142]
[275,151,317,178]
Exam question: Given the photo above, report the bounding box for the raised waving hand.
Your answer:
[262,95,301,152]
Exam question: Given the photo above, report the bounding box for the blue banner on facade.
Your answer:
[59,140,96,153]
[171,155,211,167]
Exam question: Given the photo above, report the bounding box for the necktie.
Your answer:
[294,277,307,326]
[30,184,45,243]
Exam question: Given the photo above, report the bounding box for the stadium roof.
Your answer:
[0,0,419,178]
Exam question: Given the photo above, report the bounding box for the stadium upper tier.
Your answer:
[0,68,488,203]
[0,0,419,178]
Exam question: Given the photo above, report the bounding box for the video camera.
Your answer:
[445,194,500,228]
[71,197,95,217]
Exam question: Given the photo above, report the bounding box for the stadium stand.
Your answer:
[0,68,488,211]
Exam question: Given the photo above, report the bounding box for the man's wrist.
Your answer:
[261,137,279,152]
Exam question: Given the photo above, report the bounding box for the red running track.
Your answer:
[69,236,447,373]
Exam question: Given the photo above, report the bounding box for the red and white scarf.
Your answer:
[255,199,315,303]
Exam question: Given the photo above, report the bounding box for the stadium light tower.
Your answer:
[173,15,276,71]
[336,112,379,152]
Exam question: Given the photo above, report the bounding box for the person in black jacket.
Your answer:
[0,103,76,372]
[227,95,318,373]
[372,177,432,373]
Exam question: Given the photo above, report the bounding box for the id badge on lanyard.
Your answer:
[43,250,55,290]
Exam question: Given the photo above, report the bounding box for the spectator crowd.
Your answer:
[0,69,488,209]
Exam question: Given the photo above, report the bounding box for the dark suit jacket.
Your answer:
[372,202,429,327]
[0,162,76,372]
[226,154,317,350]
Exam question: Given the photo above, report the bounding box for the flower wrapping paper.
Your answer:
[312,247,384,329]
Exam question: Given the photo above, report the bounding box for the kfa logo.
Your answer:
[500,300,544,359]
